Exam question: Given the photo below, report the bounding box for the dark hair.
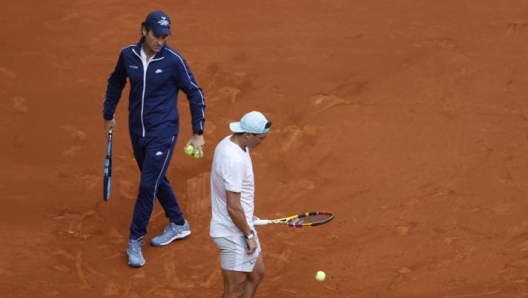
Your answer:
[141,22,151,34]
[251,121,272,136]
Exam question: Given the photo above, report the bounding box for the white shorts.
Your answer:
[212,235,261,272]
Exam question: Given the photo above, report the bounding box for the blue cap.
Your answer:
[144,11,171,36]
[230,111,271,134]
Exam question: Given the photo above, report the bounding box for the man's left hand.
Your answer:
[186,134,204,158]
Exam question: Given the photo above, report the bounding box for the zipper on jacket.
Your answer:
[134,48,164,137]
[141,66,148,137]
[138,52,154,137]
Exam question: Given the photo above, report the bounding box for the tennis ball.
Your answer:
[184,145,194,155]
[315,271,326,282]
[194,150,201,159]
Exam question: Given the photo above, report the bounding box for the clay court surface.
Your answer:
[3,1,528,297]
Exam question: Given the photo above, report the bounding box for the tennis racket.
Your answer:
[253,211,334,228]
[103,130,113,201]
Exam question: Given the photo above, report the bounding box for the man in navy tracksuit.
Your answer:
[102,11,206,268]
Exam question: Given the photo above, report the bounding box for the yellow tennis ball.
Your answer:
[184,145,194,155]
[315,271,326,282]
[194,150,201,159]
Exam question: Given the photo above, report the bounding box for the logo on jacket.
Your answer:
[156,151,163,156]
[129,65,139,69]
[155,69,163,74]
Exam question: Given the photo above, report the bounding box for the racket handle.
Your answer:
[253,220,269,226]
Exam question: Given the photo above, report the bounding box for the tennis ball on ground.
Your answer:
[184,145,194,155]
[315,271,326,282]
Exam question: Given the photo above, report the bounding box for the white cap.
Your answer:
[229,111,271,134]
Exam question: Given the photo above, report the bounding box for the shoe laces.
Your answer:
[168,223,178,235]
[168,222,187,235]
[129,239,144,252]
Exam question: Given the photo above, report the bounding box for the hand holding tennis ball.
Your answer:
[184,145,202,159]
[315,271,326,282]
[184,134,204,159]
[184,145,194,155]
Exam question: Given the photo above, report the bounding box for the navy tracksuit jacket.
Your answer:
[103,37,205,240]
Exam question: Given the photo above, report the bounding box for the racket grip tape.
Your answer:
[253,220,269,226]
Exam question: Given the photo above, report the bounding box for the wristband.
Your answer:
[245,230,255,240]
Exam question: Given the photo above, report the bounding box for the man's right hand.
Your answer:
[104,119,116,133]
[246,238,257,254]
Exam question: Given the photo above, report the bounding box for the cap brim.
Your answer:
[152,27,171,36]
[229,122,244,133]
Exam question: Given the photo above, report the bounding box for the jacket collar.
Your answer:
[132,37,166,60]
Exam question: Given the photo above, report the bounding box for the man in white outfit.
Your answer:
[210,111,272,298]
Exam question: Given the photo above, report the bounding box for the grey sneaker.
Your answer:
[127,239,145,268]
[151,220,191,247]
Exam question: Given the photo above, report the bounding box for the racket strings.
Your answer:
[286,213,334,227]
[301,214,333,223]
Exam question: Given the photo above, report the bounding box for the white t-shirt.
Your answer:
[210,136,256,237]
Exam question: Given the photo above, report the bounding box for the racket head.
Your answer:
[288,211,334,227]
[103,176,111,201]
[254,211,334,228]
[103,131,113,201]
